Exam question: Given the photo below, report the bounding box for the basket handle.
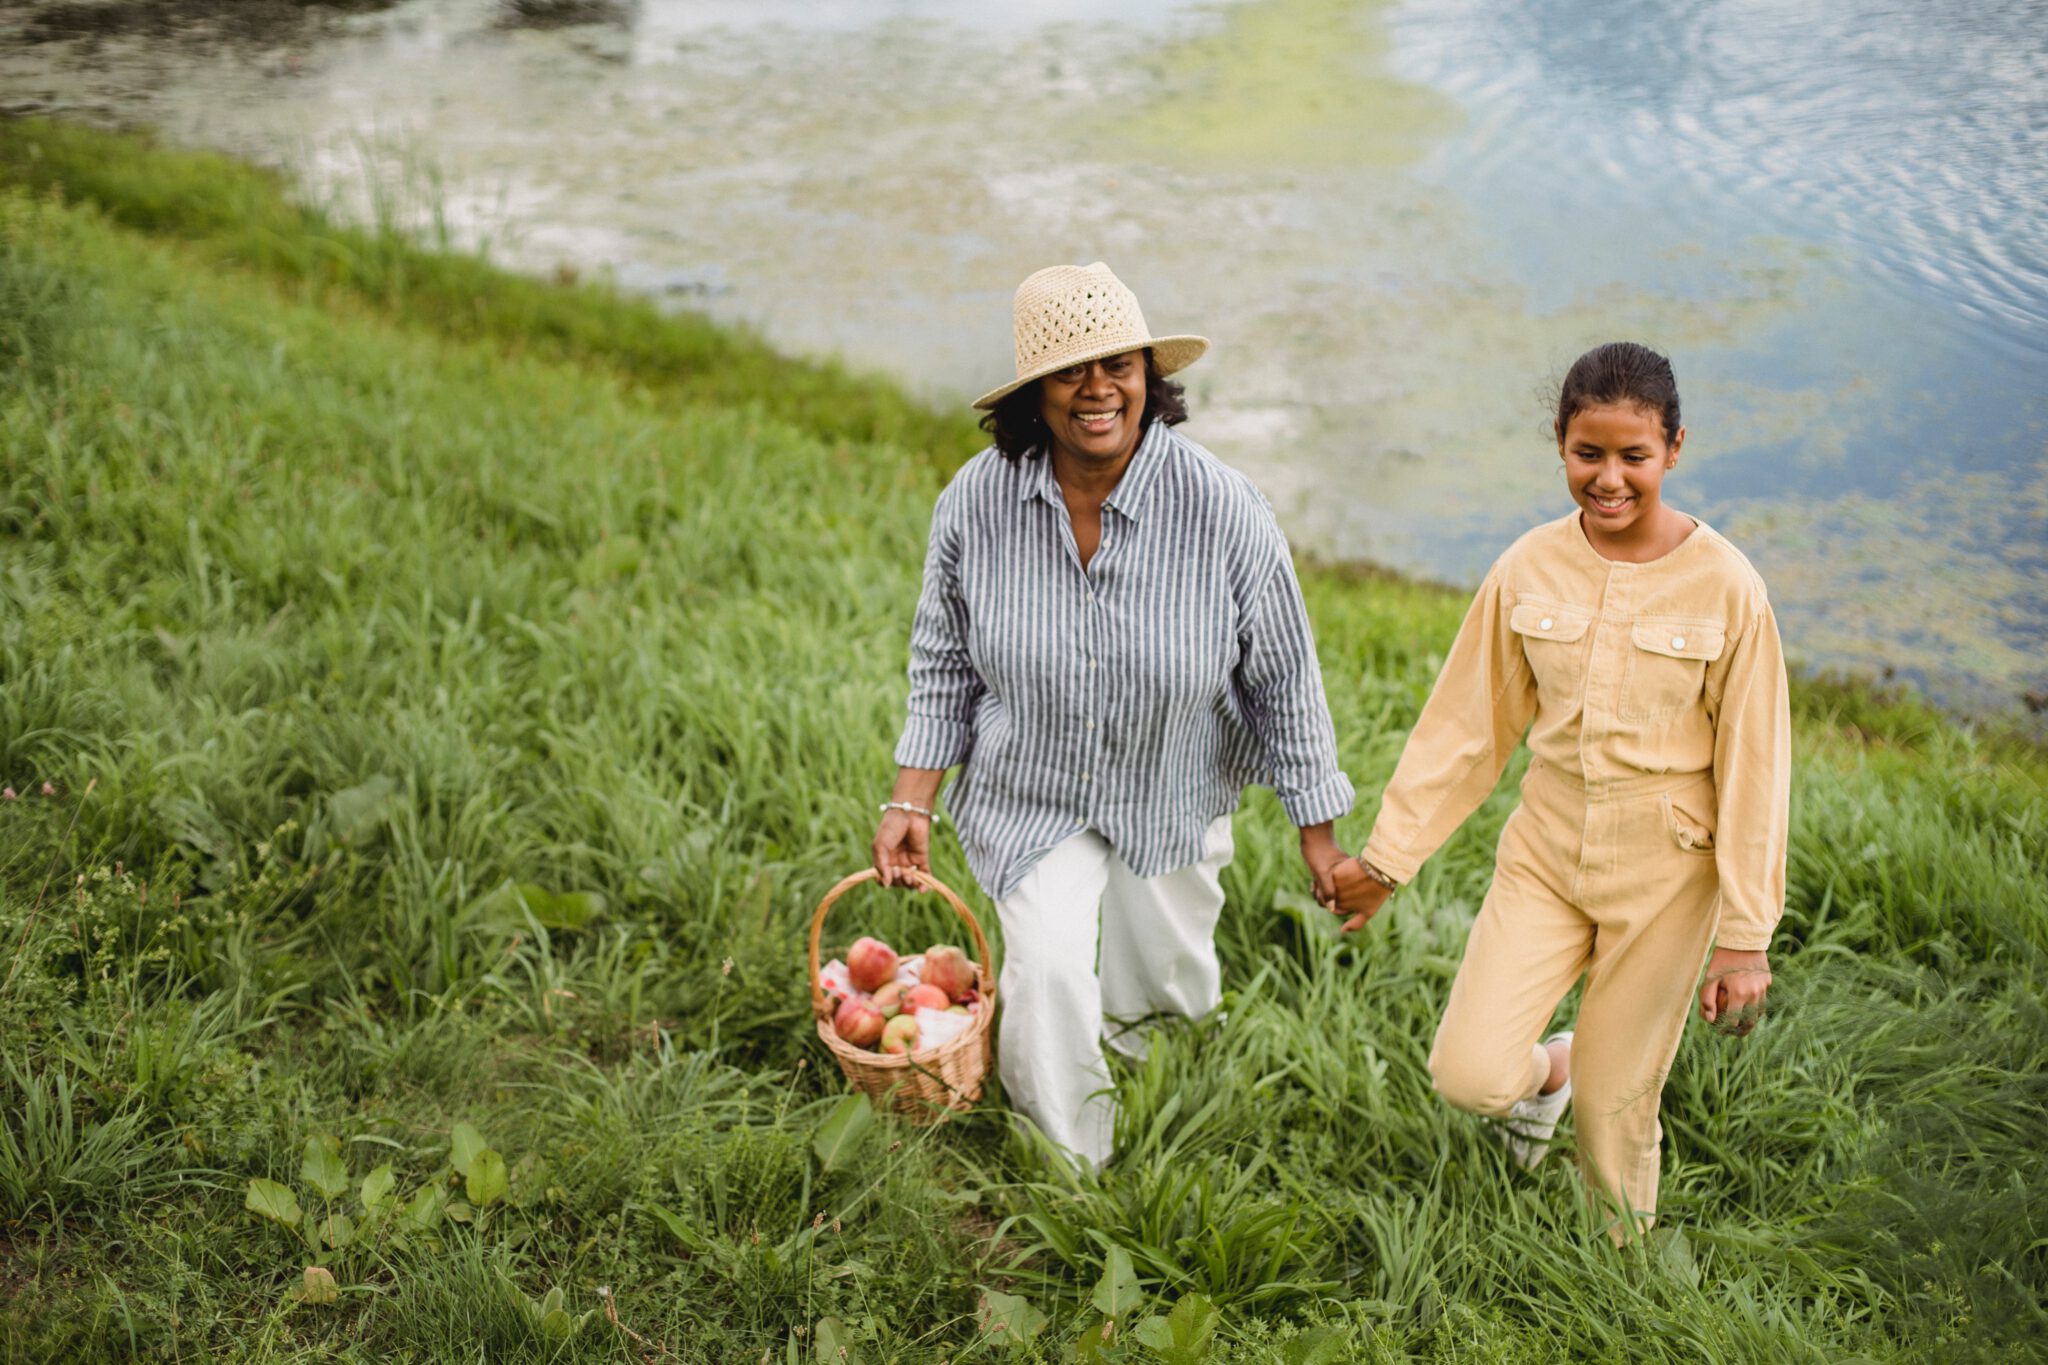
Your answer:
[807,868,997,1018]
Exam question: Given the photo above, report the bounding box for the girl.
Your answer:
[1322,342,1789,1239]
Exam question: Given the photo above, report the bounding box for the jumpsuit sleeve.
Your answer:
[893,483,984,770]
[1361,561,1537,884]
[1705,593,1791,951]
[1235,544,1354,828]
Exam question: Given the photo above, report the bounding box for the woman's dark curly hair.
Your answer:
[979,348,1189,461]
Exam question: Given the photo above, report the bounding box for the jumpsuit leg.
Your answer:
[1428,774,1597,1117]
[1097,815,1234,1060]
[1570,780,1722,1239]
[993,831,1116,1169]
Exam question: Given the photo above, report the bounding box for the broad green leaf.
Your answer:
[517,884,605,931]
[445,1200,475,1224]
[360,1162,395,1210]
[317,1212,355,1249]
[300,1266,339,1305]
[1074,1317,1118,1363]
[976,1289,1048,1345]
[467,1148,508,1206]
[1090,1246,1140,1320]
[245,1177,303,1227]
[539,1286,564,1318]
[450,1122,487,1176]
[810,1093,874,1173]
[1651,1227,1699,1288]
[644,1201,714,1253]
[1142,1294,1220,1364]
[1279,1327,1346,1365]
[301,1135,349,1201]
[327,775,399,844]
[471,880,606,932]
[538,1307,576,1341]
[813,1316,865,1365]
[404,1183,443,1229]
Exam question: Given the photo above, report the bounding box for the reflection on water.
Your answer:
[1393,0,2048,342]
[0,0,2041,716]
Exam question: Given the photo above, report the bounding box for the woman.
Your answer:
[872,262,1353,1169]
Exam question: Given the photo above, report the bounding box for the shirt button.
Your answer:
[1088,658,1098,669]
[1539,617,1554,631]
[1081,772,1092,783]
[1087,593,1096,604]
[1086,719,1096,730]
[1672,635,1686,650]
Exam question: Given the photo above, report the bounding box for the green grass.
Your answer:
[1,119,2044,1362]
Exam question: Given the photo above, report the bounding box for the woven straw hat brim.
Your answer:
[971,334,1208,410]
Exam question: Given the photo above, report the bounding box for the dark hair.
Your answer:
[979,348,1189,461]
[1555,342,1681,446]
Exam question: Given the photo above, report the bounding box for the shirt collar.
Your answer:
[1102,421,1170,523]
[1017,421,1172,522]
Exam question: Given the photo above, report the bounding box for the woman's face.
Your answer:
[1557,400,1684,541]
[1039,350,1148,467]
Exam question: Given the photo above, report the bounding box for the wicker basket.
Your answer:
[808,867,997,1125]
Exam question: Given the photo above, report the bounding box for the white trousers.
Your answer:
[993,816,1234,1169]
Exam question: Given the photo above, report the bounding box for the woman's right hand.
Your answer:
[1324,858,1394,932]
[871,808,933,888]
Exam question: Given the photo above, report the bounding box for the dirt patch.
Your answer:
[494,0,635,31]
[16,0,398,46]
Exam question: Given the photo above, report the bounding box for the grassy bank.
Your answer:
[1,120,2044,1363]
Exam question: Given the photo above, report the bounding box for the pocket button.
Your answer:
[1539,617,1554,631]
[1671,635,1686,650]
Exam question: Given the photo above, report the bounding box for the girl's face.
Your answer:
[1557,401,1685,541]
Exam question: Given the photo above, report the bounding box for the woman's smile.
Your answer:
[1041,350,1147,467]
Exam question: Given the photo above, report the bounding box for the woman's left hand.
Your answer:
[1699,946,1771,1035]
[1298,823,1348,904]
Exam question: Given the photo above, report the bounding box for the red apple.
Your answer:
[907,983,949,1012]
[880,1014,919,1055]
[872,981,905,1019]
[833,998,885,1049]
[920,944,976,1001]
[847,936,899,992]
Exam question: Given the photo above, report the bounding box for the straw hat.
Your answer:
[972,262,1208,410]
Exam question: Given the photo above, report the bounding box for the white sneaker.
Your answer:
[1500,1030,1573,1170]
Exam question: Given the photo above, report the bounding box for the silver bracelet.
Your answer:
[879,800,938,823]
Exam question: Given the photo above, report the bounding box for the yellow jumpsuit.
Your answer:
[1361,512,1791,1234]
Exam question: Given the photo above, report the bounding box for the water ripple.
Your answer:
[1392,0,2048,352]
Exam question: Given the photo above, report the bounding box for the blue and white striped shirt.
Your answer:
[895,421,1352,900]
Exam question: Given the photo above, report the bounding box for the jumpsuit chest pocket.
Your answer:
[1509,599,1593,703]
[1623,619,1726,721]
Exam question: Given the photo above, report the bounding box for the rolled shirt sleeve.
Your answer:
[1235,548,1353,828]
[894,483,984,770]
[1362,562,1538,884]
[1705,596,1792,951]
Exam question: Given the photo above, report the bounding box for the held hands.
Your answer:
[1700,946,1771,1035]
[870,807,932,888]
[1323,858,1393,933]
[1300,825,1392,933]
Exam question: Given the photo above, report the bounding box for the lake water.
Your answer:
[5,0,2043,716]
